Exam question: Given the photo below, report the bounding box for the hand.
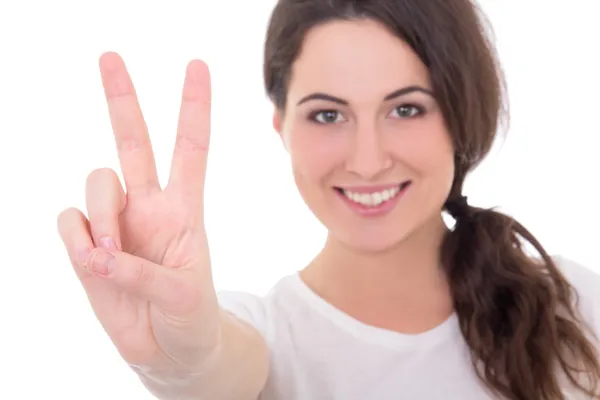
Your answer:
[57,52,220,377]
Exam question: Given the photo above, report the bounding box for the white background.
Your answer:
[0,1,598,398]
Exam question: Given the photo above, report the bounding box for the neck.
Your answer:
[301,214,453,332]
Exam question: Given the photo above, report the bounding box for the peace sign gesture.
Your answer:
[57,52,221,376]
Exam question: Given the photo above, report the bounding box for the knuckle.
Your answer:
[175,131,209,154]
[85,169,123,223]
[198,96,211,110]
[125,260,155,287]
[116,132,151,153]
[56,207,83,234]
[86,167,118,186]
[87,212,117,238]
[56,208,92,268]
[57,207,77,225]
[89,207,115,222]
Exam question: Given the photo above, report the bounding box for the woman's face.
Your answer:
[274,19,456,252]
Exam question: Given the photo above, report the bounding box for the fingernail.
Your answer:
[89,249,115,276]
[99,237,117,251]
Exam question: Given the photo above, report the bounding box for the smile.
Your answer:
[334,181,411,216]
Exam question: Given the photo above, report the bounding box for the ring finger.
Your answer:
[86,168,126,251]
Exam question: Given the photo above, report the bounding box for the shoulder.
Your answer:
[216,274,296,338]
[552,255,600,335]
[553,254,600,298]
[217,289,269,336]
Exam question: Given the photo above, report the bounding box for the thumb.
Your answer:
[85,248,201,313]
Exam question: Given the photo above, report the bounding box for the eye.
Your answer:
[390,104,424,119]
[309,110,345,124]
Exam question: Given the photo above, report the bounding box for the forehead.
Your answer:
[287,19,431,103]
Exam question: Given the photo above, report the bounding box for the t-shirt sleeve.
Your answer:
[217,290,268,337]
[553,255,600,337]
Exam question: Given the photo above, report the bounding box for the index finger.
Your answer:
[99,52,160,194]
[167,60,211,202]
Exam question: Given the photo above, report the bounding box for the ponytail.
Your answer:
[441,197,600,399]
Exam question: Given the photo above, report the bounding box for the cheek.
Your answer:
[288,125,346,182]
[389,117,454,176]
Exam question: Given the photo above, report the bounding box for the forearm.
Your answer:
[137,309,269,400]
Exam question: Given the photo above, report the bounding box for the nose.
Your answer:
[345,122,392,180]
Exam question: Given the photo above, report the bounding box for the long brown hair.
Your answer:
[262,0,600,398]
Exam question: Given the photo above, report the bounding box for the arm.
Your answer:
[137,309,269,400]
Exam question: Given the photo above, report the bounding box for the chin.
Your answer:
[332,223,417,254]
[323,205,447,255]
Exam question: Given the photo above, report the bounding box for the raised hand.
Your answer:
[57,52,221,376]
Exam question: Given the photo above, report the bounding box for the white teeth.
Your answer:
[342,186,401,207]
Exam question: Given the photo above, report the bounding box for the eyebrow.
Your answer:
[296,85,434,106]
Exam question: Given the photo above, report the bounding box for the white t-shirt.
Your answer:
[217,256,600,399]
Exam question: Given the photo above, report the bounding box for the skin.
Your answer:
[57,17,462,399]
[273,19,457,334]
[58,53,268,399]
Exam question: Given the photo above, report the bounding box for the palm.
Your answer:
[82,193,203,365]
[65,52,217,370]
[120,191,201,268]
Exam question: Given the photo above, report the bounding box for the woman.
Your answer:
[57,0,600,399]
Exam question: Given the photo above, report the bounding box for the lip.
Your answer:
[335,181,411,217]
[335,182,405,194]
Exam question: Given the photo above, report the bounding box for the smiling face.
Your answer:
[273,19,456,252]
